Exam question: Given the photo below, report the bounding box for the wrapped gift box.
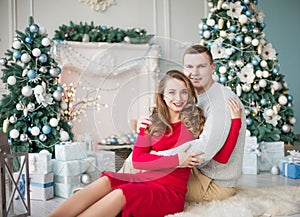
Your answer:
[52,157,97,176]
[55,142,87,161]
[29,172,54,200]
[282,162,300,179]
[54,182,81,199]
[95,150,115,172]
[242,151,259,174]
[244,136,259,152]
[258,141,284,172]
[21,150,52,174]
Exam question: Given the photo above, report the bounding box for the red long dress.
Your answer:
[102,119,241,217]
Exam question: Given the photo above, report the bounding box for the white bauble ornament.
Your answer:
[38,26,47,35]
[49,118,59,127]
[39,66,47,73]
[34,85,44,94]
[31,126,40,136]
[225,48,233,56]
[41,37,51,46]
[252,39,259,46]
[10,129,20,139]
[21,86,33,97]
[219,66,227,74]
[7,76,17,85]
[244,36,252,44]
[9,115,17,124]
[278,95,288,105]
[32,48,41,57]
[207,19,215,27]
[241,26,248,33]
[245,109,250,116]
[221,2,229,10]
[253,28,260,34]
[270,165,280,175]
[49,68,58,77]
[253,84,260,91]
[60,102,68,110]
[245,130,251,137]
[262,70,269,78]
[271,81,280,91]
[289,117,296,125]
[16,103,24,111]
[20,134,28,142]
[21,53,31,63]
[27,102,35,112]
[12,41,21,49]
[81,173,91,185]
[203,30,211,39]
[242,84,251,92]
[228,61,235,68]
[260,60,267,68]
[39,134,47,142]
[258,79,267,88]
[53,90,62,101]
[265,109,274,116]
[239,15,248,25]
[60,131,70,141]
[255,70,263,77]
[282,124,291,133]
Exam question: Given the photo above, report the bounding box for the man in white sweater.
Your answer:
[155,45,246,202]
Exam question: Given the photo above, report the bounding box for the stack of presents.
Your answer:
[242,136,300,179]
[19,141,116,201]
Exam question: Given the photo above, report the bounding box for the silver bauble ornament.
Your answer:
[49,118,59,127]
[60,131,70,141]
[41,37,51,46]
[20,134,28,142]
[27,102,35,112]
[49,68,58,77]
[9,129,20,139]
[81,173,91,185]
[32,48,41,57]
[7,76,17,85]
[9,115,17,124]
[282,124,291,133]
[39,134,47,142]
[53,90,62,101]
[270,165,280,175]
[21,85,33,97]
[31,126,40,136]
[16,103,24,110]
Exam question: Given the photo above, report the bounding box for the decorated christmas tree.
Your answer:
[198,0,297,144]
[0,17,73,154]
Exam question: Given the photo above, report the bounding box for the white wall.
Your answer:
[0,0,206,56]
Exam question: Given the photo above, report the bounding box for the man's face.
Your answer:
[183,53,215,94]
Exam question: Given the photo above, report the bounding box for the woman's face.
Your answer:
[163,78,189,114]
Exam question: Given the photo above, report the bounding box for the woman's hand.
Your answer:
[178,145,204,168]
[227,98,242,119]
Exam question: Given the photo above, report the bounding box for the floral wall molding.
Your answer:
[79,0,116,12]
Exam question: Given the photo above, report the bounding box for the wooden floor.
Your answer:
[15,172,298,217]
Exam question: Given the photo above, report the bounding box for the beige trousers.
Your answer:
[185,167,236,202]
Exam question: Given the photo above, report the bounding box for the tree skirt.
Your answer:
[167,185,300,217]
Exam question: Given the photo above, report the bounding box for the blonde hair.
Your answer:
[146,70,205,138]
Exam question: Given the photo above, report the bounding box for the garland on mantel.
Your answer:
[54,21,154,44]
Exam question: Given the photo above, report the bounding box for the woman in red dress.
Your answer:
[49,70,241,217]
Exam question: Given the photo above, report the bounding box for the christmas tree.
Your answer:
[0,17,73,154]
[198,0,297,144]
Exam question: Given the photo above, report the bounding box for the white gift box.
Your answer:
[29,172,54,201]
[242,152,259,174]
[244,136,258,152]
[21,150,52,174]
[95,151,115,172]
[54,182,81,199]
[52,157,97,176]
[55,142,87,161]
[258,141,284,172]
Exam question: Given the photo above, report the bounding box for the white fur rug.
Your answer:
[167,185,300,217]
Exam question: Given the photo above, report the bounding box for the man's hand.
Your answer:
[178,145,204,168]
[227,98,242,119]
